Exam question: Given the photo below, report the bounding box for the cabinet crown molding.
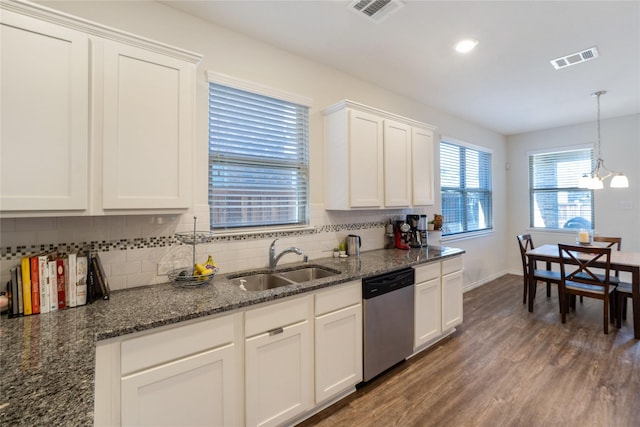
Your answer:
[323,99,436,131]
[1,0,203,64]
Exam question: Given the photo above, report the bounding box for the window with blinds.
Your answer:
[440,140,493,236]
[529,148,593,230]
[208,82,309,230]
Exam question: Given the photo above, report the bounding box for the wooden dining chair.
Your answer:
[593,236,622,251]
[575,236,622,305]
[557,244,617,334]
[517,234,561,305]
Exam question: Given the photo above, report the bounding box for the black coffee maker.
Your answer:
[406,214,423,248]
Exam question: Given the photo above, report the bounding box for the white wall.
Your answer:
[1,0,508,290]
[507,114,640,274]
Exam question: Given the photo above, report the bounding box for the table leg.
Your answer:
[633,267,640,339]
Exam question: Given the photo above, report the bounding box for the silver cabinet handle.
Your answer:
[268,327,284,336]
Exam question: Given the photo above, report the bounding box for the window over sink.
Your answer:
[528,146,594,230]
[207,72,311,230]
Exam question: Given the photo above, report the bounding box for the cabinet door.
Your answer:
[121,344,236,427]
[442,270,463,330]
[1,11,89,212]
[348,109,383,208]
[315,303,362,403]
[383,120,412,207]
[245,320,313,427]
[411,127,434,206]
[102,41,194,210]
[415,277,442,347]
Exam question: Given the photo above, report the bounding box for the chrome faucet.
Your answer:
[269,238,306,269]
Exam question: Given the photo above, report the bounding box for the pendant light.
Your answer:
[579,90,629,189]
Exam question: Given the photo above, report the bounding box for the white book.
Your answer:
[65,252,77,308]
[76,254,88,306]
[48,260,58,312]
[38,254,50,314]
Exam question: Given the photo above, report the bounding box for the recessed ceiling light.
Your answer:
[455,39,478,54]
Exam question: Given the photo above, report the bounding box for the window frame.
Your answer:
[207,71,312,232]
[440,137,493,237]
[528,145,594,231]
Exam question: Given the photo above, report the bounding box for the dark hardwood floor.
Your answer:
[297,274,640,427]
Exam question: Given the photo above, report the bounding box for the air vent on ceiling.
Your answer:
[550,47,599,70]
[349,0,404,23]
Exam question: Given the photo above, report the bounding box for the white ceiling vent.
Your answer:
[550,47,599,70]
[349,0,404,23]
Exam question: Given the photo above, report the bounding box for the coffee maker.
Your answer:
[406,214,423,248]
[394,220,411,250]
[418,215,428,247]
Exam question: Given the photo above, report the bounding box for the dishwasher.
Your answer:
[362,267,415,382]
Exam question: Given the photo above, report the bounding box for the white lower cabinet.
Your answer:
[121,344,236,427]
[94,313,240,427]
[95,264,463,427]
[442,257,464,330]
[314,281,362,404]
[414,256,463,350]
[244,296,313,427]
[414,262,442,348]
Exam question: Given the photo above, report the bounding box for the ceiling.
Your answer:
[162,0,640,135]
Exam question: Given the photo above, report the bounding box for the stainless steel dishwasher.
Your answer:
[362,267,415,382]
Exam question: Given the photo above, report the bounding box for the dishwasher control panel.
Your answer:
[362,267,415,299]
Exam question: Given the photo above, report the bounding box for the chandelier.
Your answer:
[578,90,629,189]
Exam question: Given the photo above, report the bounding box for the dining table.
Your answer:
[526,244,640,339]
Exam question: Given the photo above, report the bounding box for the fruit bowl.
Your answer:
[167,266,218,287]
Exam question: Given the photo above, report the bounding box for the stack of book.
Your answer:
[4,251,110,318]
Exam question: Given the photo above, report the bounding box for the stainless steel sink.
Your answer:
[229,273,295,292]
[278,267,339,282]
[228,265,341,291]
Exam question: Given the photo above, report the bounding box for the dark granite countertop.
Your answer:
[0,246,464,426]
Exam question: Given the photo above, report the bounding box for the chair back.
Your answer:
[593,236,621,251]
[517,234,534,273]
[558,244,612,290]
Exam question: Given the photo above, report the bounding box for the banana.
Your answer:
[194,263,207,275]
[194,263,214,280]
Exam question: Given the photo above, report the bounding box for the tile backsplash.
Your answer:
[1,204,432,290]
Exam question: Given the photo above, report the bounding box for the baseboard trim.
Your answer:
[463,270,510,293]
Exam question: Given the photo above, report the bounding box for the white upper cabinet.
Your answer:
[1,10,89,212]
[411,127,435,206]
[323,100,435,210]
[0,2,201,217]
[383,119,412,207]
[324,107,384,209]
[101,41,194,210]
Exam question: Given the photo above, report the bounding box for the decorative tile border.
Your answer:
[0,221,389,261]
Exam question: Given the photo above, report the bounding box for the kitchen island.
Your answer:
[0,246,463,426]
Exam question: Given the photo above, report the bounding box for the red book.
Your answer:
[56,258,66,310]
[29,255,41,314]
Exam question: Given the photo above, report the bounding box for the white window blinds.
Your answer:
[440,140,493,235]
[529,148,593,229]
[208,82,309,229]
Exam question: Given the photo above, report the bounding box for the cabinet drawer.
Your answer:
[121,314,236,375]
[442,256,463,275]
[245,295,312,338]
[414,262,440,283]
[315,281,361,316]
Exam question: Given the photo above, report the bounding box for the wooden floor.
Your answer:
[298,274,640,427]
